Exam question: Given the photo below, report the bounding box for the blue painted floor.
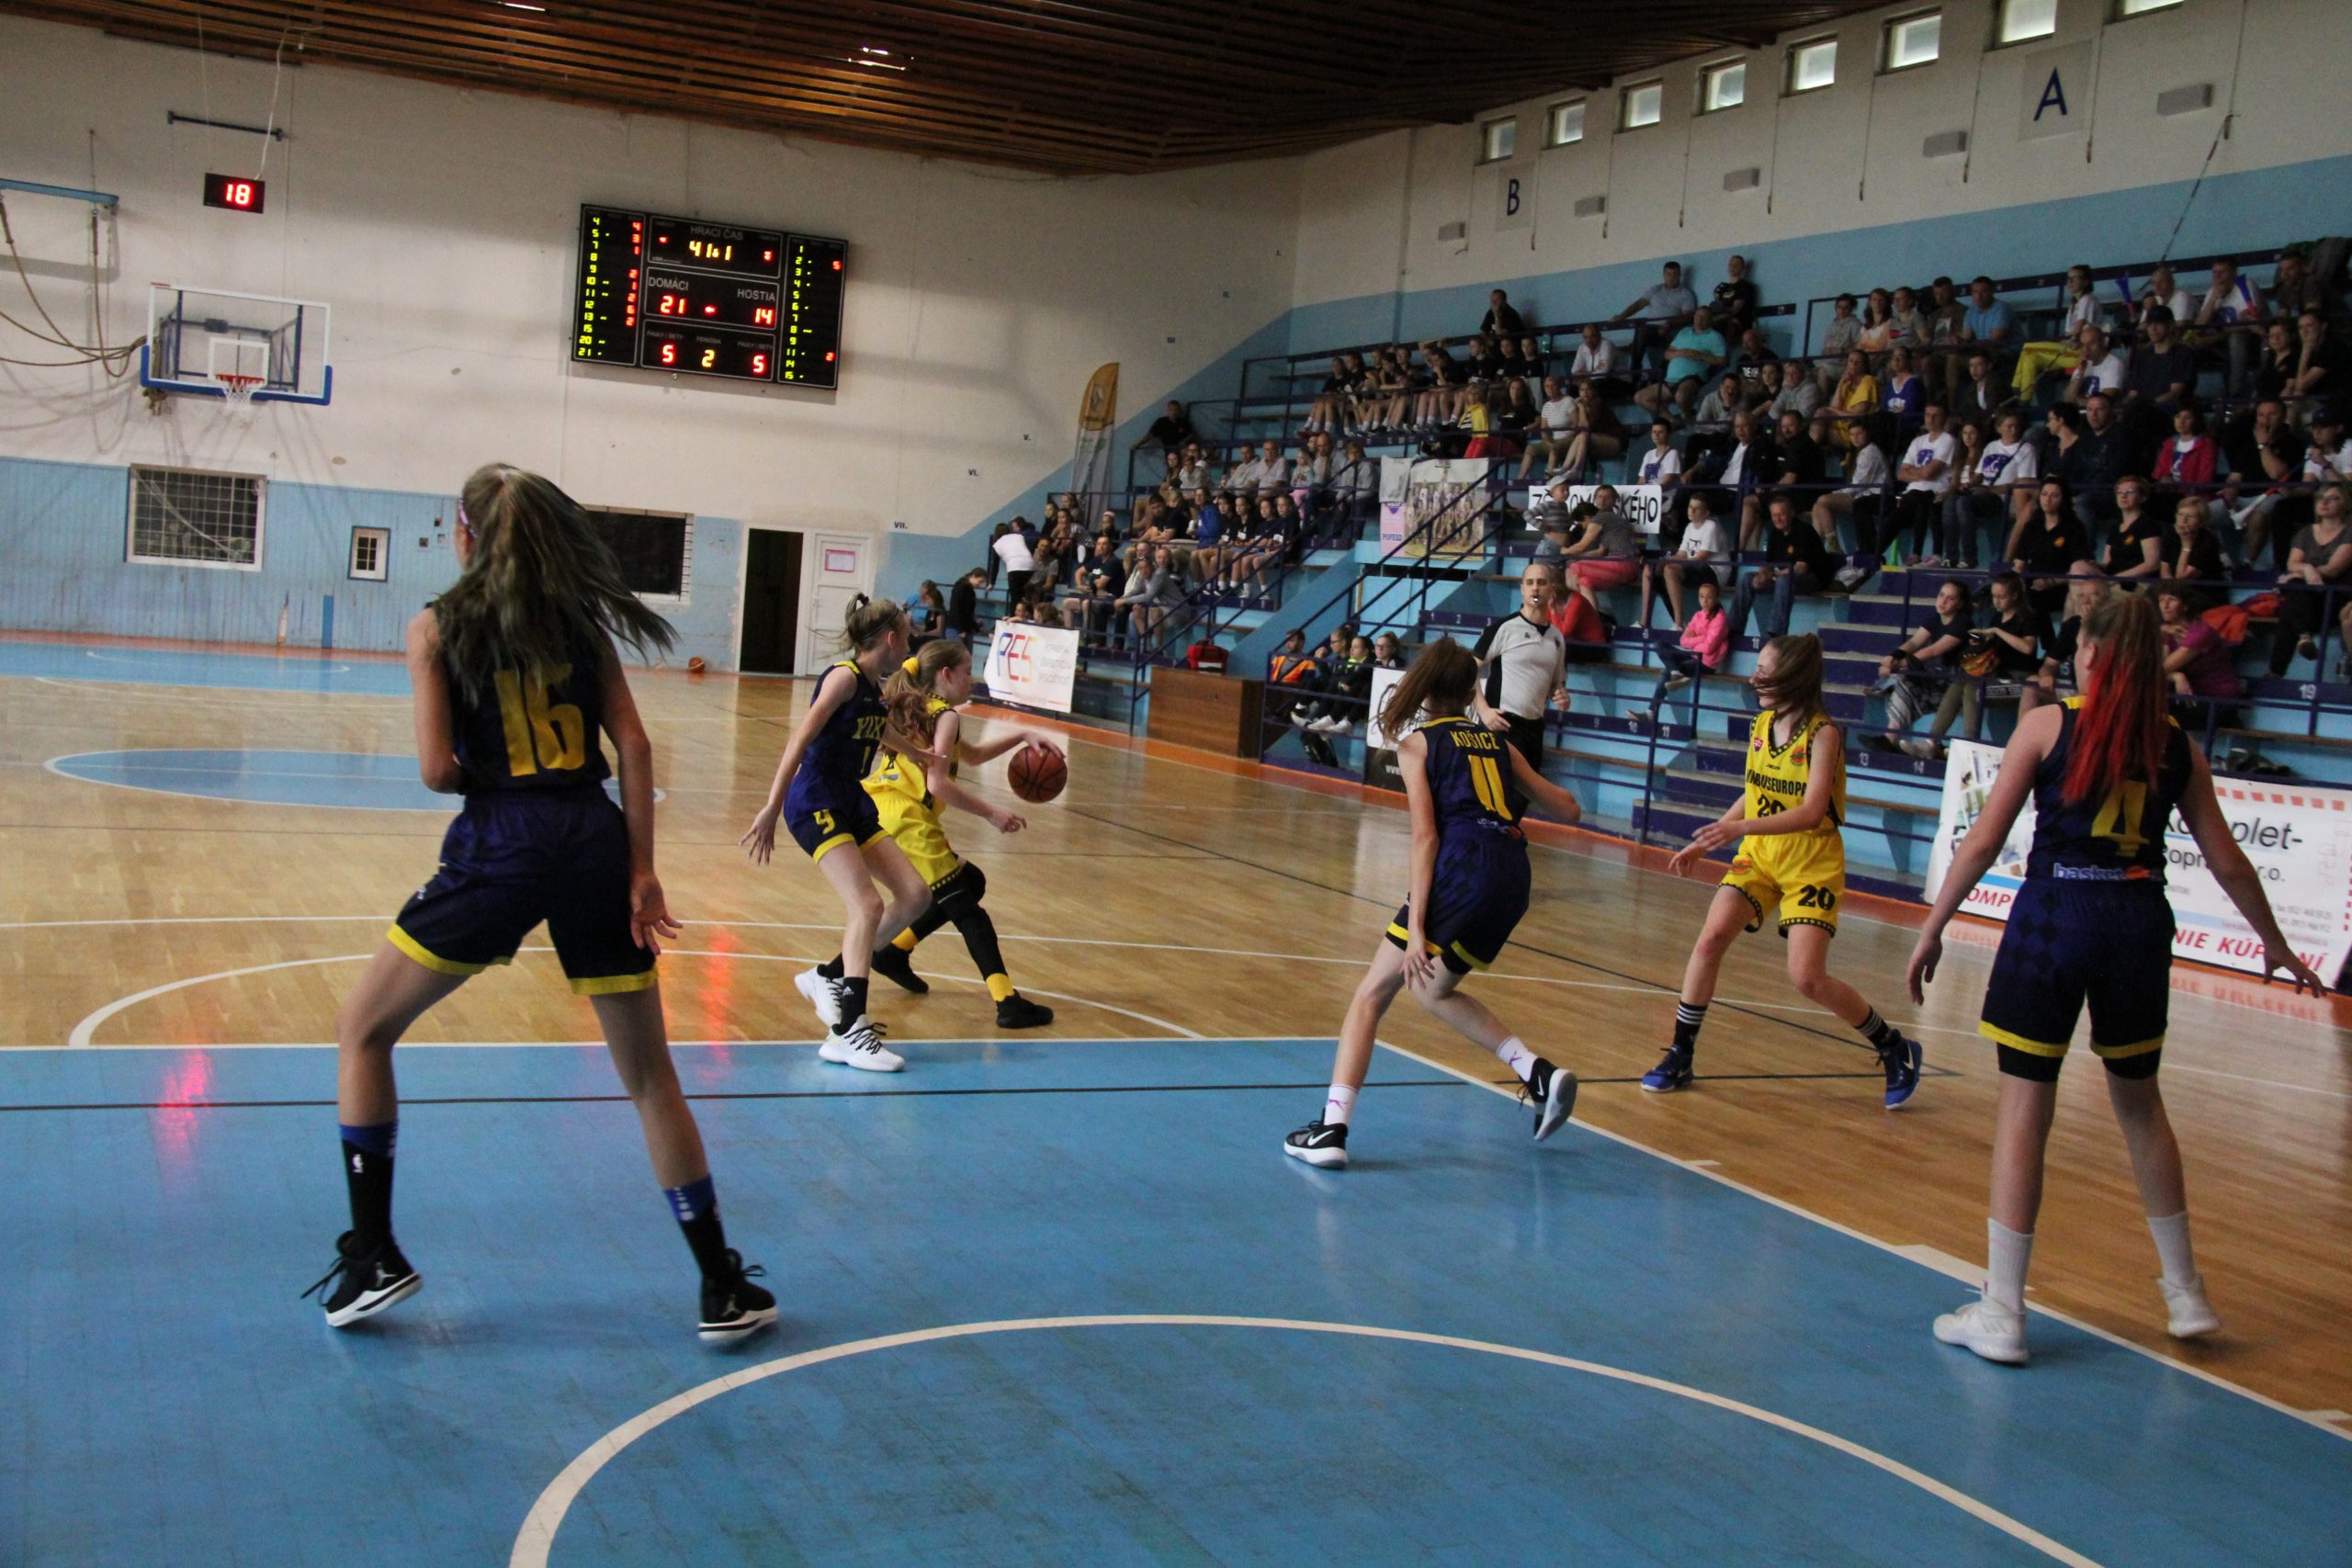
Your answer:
[2,1038,2345,1567]
[48,749,647,811]
[0,641,413,694]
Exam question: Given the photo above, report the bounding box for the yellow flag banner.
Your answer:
[1071,363,1120,520]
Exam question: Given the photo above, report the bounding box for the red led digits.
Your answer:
[659,343,677,366]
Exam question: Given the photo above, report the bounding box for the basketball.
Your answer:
[1007,742,1067,804]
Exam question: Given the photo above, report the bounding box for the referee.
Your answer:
[1470,559,1571,814]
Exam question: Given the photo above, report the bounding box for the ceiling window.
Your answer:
[1701,61,1746,113]
[1997,0,2059,43]
[1481,117,1517,163]
[1546,99,1586,146]
[1786,37,1838,94]
[1621,81,1663,130]
[1884,11,1942,72]
[2117,0,2182,13]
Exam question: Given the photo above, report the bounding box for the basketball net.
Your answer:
[216,373,263,409]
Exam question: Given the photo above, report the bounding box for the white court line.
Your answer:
[63,946,1200,1049]
[85,649,356,673]
[504,1314,2106,1568]
[1371,1033,2352,1445]
[41,753,665,813]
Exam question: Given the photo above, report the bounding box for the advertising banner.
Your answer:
[1362,663,1408,792]
[1924,740,2352,982]
[983,622,1081,715]
[1379,457,1490,558]
[1564,483,1668,538]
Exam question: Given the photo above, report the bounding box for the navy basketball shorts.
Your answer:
[1386,828,1532,975]
[1978,877,2174,1081]
[390,790,655,995]
[784,787,886,863]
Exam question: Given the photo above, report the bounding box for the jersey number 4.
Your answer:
[2091,781,2151,857]
[1466,753,1512,816]
[495,667,588,776]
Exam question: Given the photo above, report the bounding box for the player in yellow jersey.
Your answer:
[853,638,1060,1029]
[1643,633,1926,1108]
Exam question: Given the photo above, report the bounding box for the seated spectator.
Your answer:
[1937,417,1997,568]
[2006,266,2104,400]
[1711,407,1777,540]
[2192,256,2267,398]
[1733,492,1834,638]
[1751,408,1827,549]
[2135,262,2196,329]
[1923,276,1970,399]
[2004,478,2091,615]
[2268,246,2342,335]
[2158,583,2243,728]
[1691,372,1750,431]
[1635,303,1726,418]
[911,580,945,636]
[2218,397,2303,565]
[1304,634,1376,739]
[2154,405,2218,492]
[2167,492,2228,582]
[1457,378,1498,456]
[2269,479,2352,675]
[1520,375,1577,479]
[1857,400,1956,581]
[1973,570,2050,715]
[1417,341,1471,426]
[1366,347,1412,433]
[1336,439,1375,512]
[2022,563,2111,713]
[1289,437,1334,519]
[1302,355,1355,435]
[1184,487,1225,587]
[1059,558,1118,642]
[2254,319,2301,403]
[1612,260,1699,379]
[1465,333,1508,381]
[1265,627,1321,724]
[2124,306,2197,413]
[1873,577,1975,760]
[2283,308,2351,412]
[1559,484,1645,607]
[2099,475,2166,581]
[1955,276,2021,386]
[1138,400,1197,451]
[1857,288,1897,362]
[1549,578,1611,660]
[1175,441,1214,491]
[1813,419,1892,568]
[2049,397,2122,535]
[1498,377,1544,456]
[2059,324,2130,406]
[1951,348,2007,427]
[1713,254,1758,337]
[2307,408,2351,480]
[1482,288,1527,341]
[1646,491,1732,629]
[1887,285,1929,357]
[1498,335,1535,391]
[1570,321,1627,397]
[1817,292,1862,388]
[1373,632,1405,671]
[1827,349,1881,433]
[1634,420,1684,491]
[1881,345,1927,432]
[1661,576,1732,691]
[1731,325,1780,390]
[1252,439,1290,499]
[1760,355,1821,422]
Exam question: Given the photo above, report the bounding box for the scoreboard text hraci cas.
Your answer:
[571,207,846,389]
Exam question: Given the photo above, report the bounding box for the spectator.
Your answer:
[1647,490,1732,629]
[1713,254,1758,337]
[2124,306,2197,412]
[1635,420,1685,491]
[911,580,945,636]
[2270,479,2352,674]
[992,516,1036,604]
[2049,399,2121,536]
[1253,439,1290,500]
[2267,248,2340,337]
[1661,576,1732,692]
[1373,632,1404,670]
[1290,438,1334,519]
[1613,260,1699,379]
[2158,584,2242,728]
[1813,419,1891,566]
[1417,341,1470,426]
[2283,308,2351,412]
[1709,407,1776,540]
[2098,475,2166,581]
[1139,400,1197,451]
[2167,493,2227,582]
[2193,257,2266,397]
[1955,276,2021,382]
[2005,478,2091,615]
[1731,325,1780,390]
[1525,477,1574,550]
[1854,400,1956,582]
[1549,570,1611,660]
[1761,356,1821,422]
[1636,303,1726,417]
[2022,563,2110,713]
[1753,408,1827,548]
[1336,439,1375,512]
[2135,262,2196,328]
[1497,378,1543,457]
[1942,409,2038,568]
[1817,291,1862,388]
[1185,486,1225,587]
[944,567,986,642]
[1521,376,1577,479]
[1498,334,1534,391]
[1969,570,2049,726]
[1135,543,1189,649]
[1029,513,1076,603]
[1226,444,1263,497]
[1692,371,1751,431]
[1858,288,1897,362]
[1481,288,1526,340]
[1570,321,1627,398]
[1265,627,1320,725]
[1873,577,1975,759]
[1888,285,1929,355]
[1923,276,1970,398]
[1559,484,1645,608]
[1828,349,1881,433]
[1733,492,1833,639]
[2060,324,2131,406]
[1951,348,2007,426]
[2218,398,2303,564]
[1882,345,1927,432]
[2306,409,2351,482]
[1302,355,1355,435]
[1304,634,1377,742]
[2254,319,2301,402]
[1175,441,1214,491]
[2154,404,2218,492]
[1470,561,1573,803]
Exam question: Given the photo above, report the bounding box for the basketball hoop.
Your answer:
[216,373,264,408]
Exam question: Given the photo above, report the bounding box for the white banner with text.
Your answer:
[1564,483,1667,538]
[983,622,1081,715]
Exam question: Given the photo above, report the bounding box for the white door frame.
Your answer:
[798,532,876,675]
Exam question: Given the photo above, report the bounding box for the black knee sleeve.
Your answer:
[2101,1047,2161,1081]
[1996,1044,2064,1083]
[931,861,987,921]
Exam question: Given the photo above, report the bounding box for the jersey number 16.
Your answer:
[494,667,588,775]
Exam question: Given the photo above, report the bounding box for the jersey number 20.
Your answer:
[495,667,588,775]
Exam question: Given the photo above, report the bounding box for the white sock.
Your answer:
[1985,1219,2034,1314]
[1493,1037,1538,1084]
[2147,1211,2198,1288]
[1322,1084,1357,1127]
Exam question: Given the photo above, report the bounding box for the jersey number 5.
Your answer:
[495,667,588,776]
[2091,781,2150,857]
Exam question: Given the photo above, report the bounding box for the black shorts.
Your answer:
[1386,827,1531,975]
[1979,878,2172,1080]
[391,791,654,995]
[785,790,885,863]
[1498,713,1544,813]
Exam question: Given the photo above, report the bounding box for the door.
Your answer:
[799,533,873,673]
[740,528,804,675]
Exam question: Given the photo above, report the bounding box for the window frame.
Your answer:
[124,463,266,572]
[1784,36,1838,96]
[584,506,694,604]
[2114,0,2183,16]
[1699,60,1747,115]
[1882,9,1943,73]
[1619,80,1665,131]
[348,525,390,582]
[1479,116,1518,164]
[1544,99,1587,147]
[1993,0,2059,46]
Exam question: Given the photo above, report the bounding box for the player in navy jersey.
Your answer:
[1285,638,1584,1168]
[307,464,774,1341]
[742,595,942,1070]
[1910,592,2323,1365]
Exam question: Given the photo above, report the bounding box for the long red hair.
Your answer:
[2060,592,2168,807]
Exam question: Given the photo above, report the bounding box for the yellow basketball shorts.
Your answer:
[1722,832,1846,937]
[870,788,963,889]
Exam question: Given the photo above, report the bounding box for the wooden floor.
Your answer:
[6,642,2349,1423]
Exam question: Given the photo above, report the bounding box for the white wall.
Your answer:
[1292,0,2352,315]
[0,14,1301,540]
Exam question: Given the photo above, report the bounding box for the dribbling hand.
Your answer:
[990,807,1028,835]
[630,873,684,953]
[741,805,781,864]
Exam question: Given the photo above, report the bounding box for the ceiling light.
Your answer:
[501,2,547,11]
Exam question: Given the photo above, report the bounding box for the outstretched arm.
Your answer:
[2177,745,2326,994]
[1506,741,1582,828]
[741,666,854,863]
[922,709,1023,834]
[405,610,463,794]
[1907,707,2053,999]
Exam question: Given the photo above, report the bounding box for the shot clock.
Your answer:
[572,205,845,389]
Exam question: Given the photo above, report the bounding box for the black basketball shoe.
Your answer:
[1283,1119,1349,1169]
[995,993,1054,1029]
[869,944,928,995]
[302,1231,422,1328]
[1526,1059,1579,1143]
[698,1251,778,1343]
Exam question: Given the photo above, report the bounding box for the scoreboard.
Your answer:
[571,207,845,389]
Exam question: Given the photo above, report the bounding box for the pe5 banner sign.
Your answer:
[984,623,1080,715]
